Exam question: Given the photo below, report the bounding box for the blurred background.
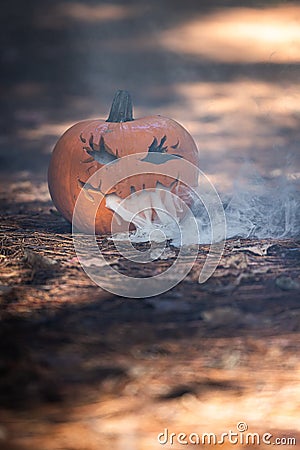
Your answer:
[0,2,300,450]
[1,0,300,194]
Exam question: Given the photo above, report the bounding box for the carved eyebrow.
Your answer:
[171,140,179,149]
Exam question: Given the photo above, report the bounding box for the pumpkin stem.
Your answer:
[106,90,134,123]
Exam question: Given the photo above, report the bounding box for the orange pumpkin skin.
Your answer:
[48,91,200,234]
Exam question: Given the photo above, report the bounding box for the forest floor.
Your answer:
[1,1,300,449]
[0,182,300,449]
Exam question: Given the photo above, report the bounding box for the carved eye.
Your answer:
[80,134,118,164]
[148,135,168,153]
[141,136,182,164]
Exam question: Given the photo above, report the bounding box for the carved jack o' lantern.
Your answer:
[48,90,200,234]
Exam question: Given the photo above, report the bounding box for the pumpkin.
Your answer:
[48,90,200,234]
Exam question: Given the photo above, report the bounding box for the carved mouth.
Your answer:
[77,178,188,228]
[78,178,179,202]
[105,182,186,234]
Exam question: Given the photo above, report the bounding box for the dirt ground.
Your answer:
[0,1,300,449]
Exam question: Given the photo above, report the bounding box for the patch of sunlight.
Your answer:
[89,365,300,448]
[18,122,75,141]
[287,172,300,181]
[35,3,141,29]
[175,80,300,119]
[206,173,238,193]
[143,78,300,193]
[13,82,45,98]
[8,180,50,203]
[137,80,299,144]
[161,5,300,63]
[57,3,137,23]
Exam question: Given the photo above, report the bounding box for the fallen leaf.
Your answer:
[23,249,58,270]
[81,257,119,267]
[232,243,274,256]
[202,307,243,327]
[276,276,300,291]
[221,253,248,269]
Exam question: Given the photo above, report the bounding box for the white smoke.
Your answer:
[108,165,300,246]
